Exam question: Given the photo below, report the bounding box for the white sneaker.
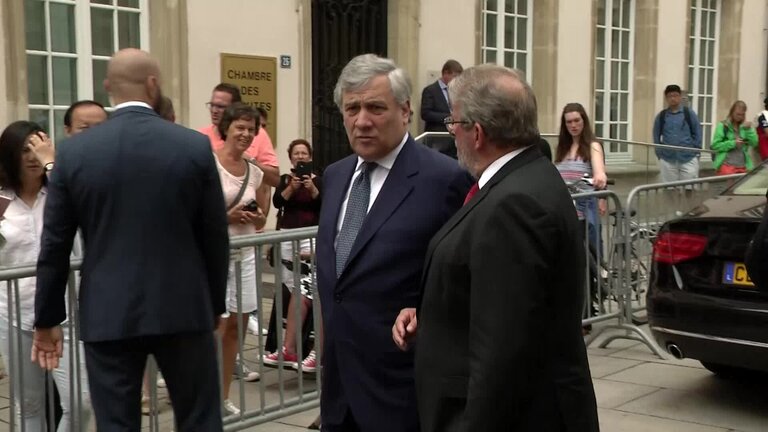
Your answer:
[223,399,240,416]
[248,315,268,336]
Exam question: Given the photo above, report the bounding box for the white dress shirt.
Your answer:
[478,145,532,190]
[113,101,153,111]
[335,133,409,241]
[0,190,47,330]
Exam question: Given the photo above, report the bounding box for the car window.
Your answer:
[727,163,768,196]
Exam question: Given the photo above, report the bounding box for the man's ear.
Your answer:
[473,123,485,151]
[401,100,412,122]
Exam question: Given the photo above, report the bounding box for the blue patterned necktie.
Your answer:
[336,162,377,277]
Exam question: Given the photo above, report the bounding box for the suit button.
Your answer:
[334,294,342,303]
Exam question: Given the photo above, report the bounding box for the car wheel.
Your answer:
[700,361,751,379]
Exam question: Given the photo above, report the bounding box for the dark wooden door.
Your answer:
[311,0,387,173]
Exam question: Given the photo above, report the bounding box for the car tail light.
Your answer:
[653,232,708,264]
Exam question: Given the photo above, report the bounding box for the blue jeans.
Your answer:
[576,197,602,253]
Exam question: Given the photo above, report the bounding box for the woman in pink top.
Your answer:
[214,103,266,416]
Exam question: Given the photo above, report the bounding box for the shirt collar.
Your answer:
[478,146,531,189]
[355,133,409,172]
[113,101,153,111]
[438,79,448,90]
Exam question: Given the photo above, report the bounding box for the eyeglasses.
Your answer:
[205,102,228,111]
[443,116,471,134]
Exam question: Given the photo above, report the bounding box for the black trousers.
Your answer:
[84,331,221,432]
[322,409,361,432]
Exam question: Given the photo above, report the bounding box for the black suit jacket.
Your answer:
[35,106,230,342]
[415,147,600,432]
[420,81,450,132]
[316,136,472,431]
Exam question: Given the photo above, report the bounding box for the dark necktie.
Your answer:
[463,182,479,205]
[336,162,378,277]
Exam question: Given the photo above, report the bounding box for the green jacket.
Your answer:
[711,120,758,170]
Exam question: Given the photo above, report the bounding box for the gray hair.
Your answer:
[448,64,539,149]
[333,54,412,109]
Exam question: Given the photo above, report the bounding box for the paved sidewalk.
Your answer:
[1,309,766,431]
[247,324,768,432]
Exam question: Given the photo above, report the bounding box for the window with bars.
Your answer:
[481,0,533,77]
[688,0,719,150]
[594,0,634,159]
[25,0,147,142]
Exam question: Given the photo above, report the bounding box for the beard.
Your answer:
[456,140,475,176]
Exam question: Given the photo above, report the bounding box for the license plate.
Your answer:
[722,262,755,287]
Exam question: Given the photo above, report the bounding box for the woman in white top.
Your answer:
[214,103,266,416]
[0,121,91,431]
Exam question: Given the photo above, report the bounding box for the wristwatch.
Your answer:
[44,162,54,172]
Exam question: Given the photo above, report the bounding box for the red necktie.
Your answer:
[463,183,479,205]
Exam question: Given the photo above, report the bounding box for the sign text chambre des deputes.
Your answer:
[220,53,278,147]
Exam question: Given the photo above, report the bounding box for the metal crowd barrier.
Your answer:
[0,227,322,432]
[221,226,321,432]
[570,189,624,328]
[0,259,88,432]
[568,189,663,357]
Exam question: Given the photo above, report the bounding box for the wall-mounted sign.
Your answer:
[280,55,292,69]
[220,53,277,147]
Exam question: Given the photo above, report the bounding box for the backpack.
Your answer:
[658,106,695,140]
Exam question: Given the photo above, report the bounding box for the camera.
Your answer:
[294,161,313,178]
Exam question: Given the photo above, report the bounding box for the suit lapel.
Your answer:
[420,146,542,287]
[339,139,418,279]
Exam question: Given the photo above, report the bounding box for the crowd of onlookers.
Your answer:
[0,78,326,427]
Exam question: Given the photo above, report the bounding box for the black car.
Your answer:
[647,163,768,376]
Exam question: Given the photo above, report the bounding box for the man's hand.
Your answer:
[392,308,418,351]
[31,326,63,371]
[27,132,55,166]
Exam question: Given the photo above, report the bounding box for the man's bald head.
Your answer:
[104,48,163,107]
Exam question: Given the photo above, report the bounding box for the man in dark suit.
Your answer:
[420,59,463,159]
[31,49,229,431]
[394,65,599,431]
[316,54,472,432]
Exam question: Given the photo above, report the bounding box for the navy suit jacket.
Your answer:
[316,136,472,431]
[34,106,230,342]
[420,81,451,132]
